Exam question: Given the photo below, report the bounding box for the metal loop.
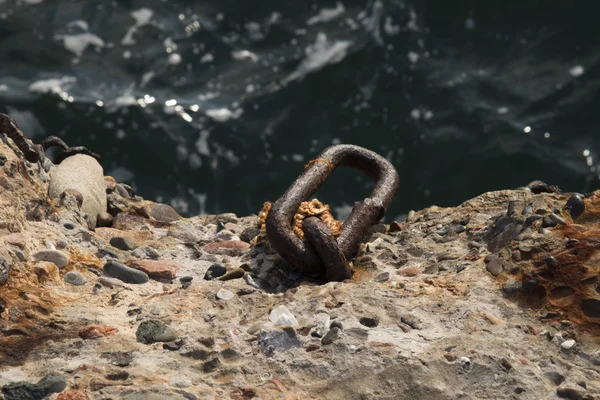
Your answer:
[265,144,400,280]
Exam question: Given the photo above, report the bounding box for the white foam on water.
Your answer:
[408,51,419,63]
[306,2,345,25]
[205,108,243,122]
[195,130,211,156]
[66,20,88,31]
[61,33,105,57]
[384,17,400,36]
[198,92,219,101]
[22,0,43,4]
[0,84,7,92]
[106,94,137,112]
[122,8,154,46]
[168,53,182,65]
[569,65,584,77]
[284,33,351,83]
[28,76,76,94]
[200,53,214,63]
[140,71,155,87]
[232,50,259,62]
[291,154,304,162]
[188,153,202,169]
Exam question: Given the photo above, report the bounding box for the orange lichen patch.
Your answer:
[57,390,91,400]
[78,324,118,339]
[68,248,103,269]
[258,199,342,241]
[258,201,272,231]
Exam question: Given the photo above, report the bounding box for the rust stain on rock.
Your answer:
[500,193,600,335]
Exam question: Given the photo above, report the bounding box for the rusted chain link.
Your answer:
[0,113,101,164]
[264,144,400,281]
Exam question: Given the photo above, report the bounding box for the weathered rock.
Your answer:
[64,271,86,286]
[199,240,250,256]
[216,288,235,300]
[109,236,138,251]
[126,260,180,280]
[2,372,66,400]
[79,324,119,339]
[136,320,178,344]
[321,327,341,345]
[32,249,69,268]
[147,203,181,223]
[204,264,227,280]
[103,260,149,284]
[0,256,12,286]
[48,154,107,228]
[270,305,299,328]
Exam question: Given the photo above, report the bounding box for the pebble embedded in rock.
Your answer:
[321,327,341,345]
[109,236,138,251]
[127,259,180,280]
[542,216,558,228]
[270,305,299,328]
[545,371,566,386]
[218,268,245,281]
[359,317,379,328]
[239,225,261,243]
[204,264,227,280]
[502,281,522,293]
[258,329,302,357]
[216,288,235,301]
[1,371,67,400]
[561,339,576,350]
[374,272,390,282]
[544,256,558,268]
[96,211,113,228]
[103,260,149,284]
[486,257,503,276]
[556,387,583,400]
[148,203,181,223]
[136,320,178,344]
[330,320,343,330]
[401,315,421,329]
[565,194,585,219]
[64,271,86,286]
[33,250,69,268]
[0,257,12,286]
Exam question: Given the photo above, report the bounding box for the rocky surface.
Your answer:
[1,138,600,399]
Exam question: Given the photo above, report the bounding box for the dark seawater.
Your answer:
[1,0,599,221]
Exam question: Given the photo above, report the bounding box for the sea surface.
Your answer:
[1,0,599,221]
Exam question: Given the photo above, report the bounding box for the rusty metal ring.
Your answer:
[265,144,400,279]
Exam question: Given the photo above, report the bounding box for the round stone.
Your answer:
[64,271,86,286]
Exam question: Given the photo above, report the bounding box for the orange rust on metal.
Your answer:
[304,158,333,173]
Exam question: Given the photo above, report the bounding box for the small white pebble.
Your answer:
[391,281,397,288]
[561,339,576,350]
